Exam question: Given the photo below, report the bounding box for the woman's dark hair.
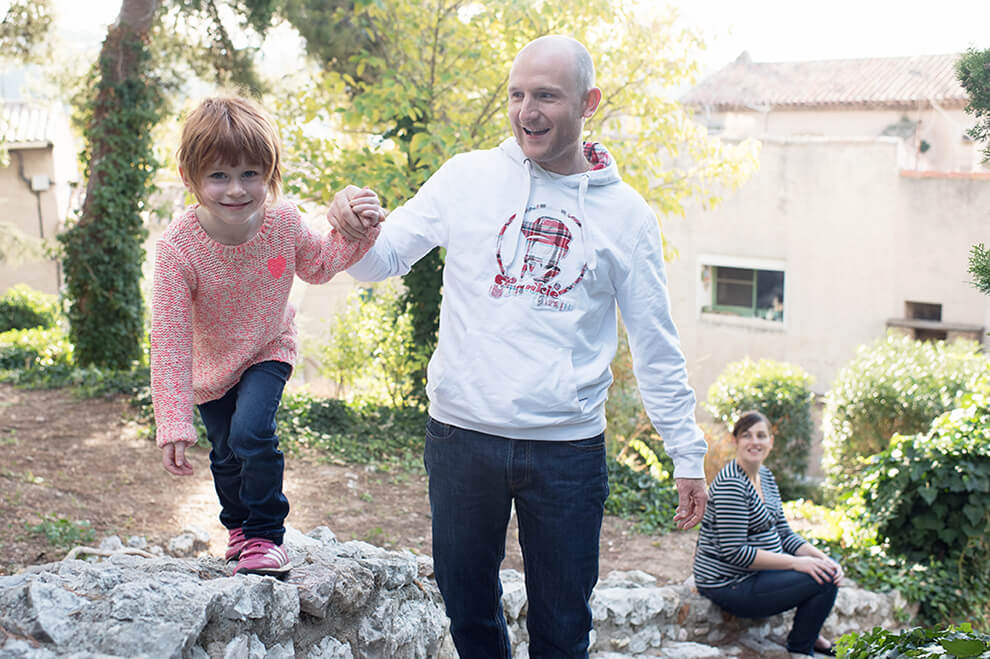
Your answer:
[732,410,771,438]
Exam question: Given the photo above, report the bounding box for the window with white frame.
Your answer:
[701,263,785,322]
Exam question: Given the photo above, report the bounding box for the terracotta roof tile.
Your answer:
[681,53,968,111]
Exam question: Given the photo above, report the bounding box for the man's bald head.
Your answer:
[514,35,596,97]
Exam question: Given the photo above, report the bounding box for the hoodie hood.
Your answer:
[497,137,620,279]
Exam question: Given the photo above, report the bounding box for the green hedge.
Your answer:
[706,358,815,500]
[0,326,72,371]
[823,335,987,497]
[0,284,60,333]
[837,624,990,658]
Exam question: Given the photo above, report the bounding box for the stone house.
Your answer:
[667,53,989,415]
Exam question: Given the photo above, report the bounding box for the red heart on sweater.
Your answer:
[267,255,286,279]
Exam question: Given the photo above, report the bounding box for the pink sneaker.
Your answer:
[233,538,291,576]
[224,527,248,562]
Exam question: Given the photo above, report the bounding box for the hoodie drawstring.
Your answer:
[501,158,533,271]
[577,173,596,277]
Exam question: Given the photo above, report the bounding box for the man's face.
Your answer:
[507,46,597,175]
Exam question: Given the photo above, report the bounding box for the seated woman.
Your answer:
[693,411,842,657]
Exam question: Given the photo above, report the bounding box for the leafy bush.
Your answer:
[319,283,429,407]
[862,391,990,563]
[837,624,990,658]
[277,392,426,469]
[605,456,679,534]
[0,284,60,332]
[823,335,987,497]
[0,326,72,371]
[706,358,815,500]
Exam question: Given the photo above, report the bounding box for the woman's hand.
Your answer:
[792,555,838,584]
[825,556,844,584]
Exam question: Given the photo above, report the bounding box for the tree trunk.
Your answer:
[60,0,161,368]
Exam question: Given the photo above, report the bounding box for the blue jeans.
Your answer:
[424,418,609,659]
[197,360,292,544]
[697,569,838,655]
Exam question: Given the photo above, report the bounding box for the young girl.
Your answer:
[151,96,381,576]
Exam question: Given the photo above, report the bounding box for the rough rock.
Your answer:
[0,526,449,659]
[502,571,914,657]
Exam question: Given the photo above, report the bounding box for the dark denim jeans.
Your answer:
[197,360,292,544]
[424,418,609,659]
[697,569,838,656]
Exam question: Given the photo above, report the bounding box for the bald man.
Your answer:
[329,35,707,658]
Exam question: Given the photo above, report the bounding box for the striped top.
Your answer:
[693,460,806,588]
[150,199,377,447]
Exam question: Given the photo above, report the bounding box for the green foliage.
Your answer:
[26,514,95,550]
[706,358,815,500]
[0,326,72,371]
[0,284,60,333]
[320,283,430,407]
[59,28,163,369]
[970,243,990,296]
[276,392,426,469]
[0,0,53,65]
[823,335,988,497]
[957,47,990,165]
[837,624,990,659]
[605,456,679,534]
[861,392,990,563]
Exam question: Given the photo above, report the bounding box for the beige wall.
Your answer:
[663,137,990,403]
[710,107,984,173]
[0,146,61,295]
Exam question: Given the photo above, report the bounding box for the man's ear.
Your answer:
[582,87,602,119]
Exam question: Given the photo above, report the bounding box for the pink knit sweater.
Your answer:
[151,199,377,447]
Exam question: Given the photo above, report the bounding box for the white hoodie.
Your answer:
[348,137,706,478]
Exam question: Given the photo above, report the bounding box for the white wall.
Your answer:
[663,137,990,402]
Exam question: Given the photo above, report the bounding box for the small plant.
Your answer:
[0,284,60,332]
[26,514,95,550]
[837,624,990,658]
[706,358,815,500]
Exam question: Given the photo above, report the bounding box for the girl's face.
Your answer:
[734,420,774,470]
[184,159,269,235]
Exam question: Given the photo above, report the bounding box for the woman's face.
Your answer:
[734,420,774,468]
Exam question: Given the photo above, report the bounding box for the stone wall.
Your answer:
[0,527,911,658]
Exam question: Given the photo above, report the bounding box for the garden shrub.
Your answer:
[856,391,990,624]
[605,456,679,534]
[0,284,60,332]
[823,335,987,497]
[862,391,990,563]
[319,283,429,407]
[837,624,990,658]
[276,392,426,469]
[0,326,72,371]
[706,358,815,500]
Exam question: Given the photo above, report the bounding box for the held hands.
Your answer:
[673,477,708,530]
[328,185,385,242]
[793,555,843,585]
[161,441,194,476]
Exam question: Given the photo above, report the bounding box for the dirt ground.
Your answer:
[0,383,699,583]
